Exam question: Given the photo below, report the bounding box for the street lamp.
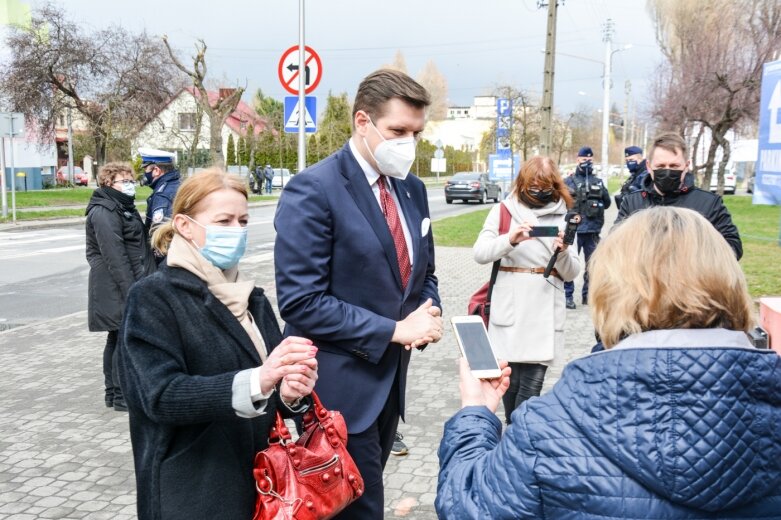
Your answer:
[600,41,632,181]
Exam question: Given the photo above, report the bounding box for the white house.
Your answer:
[423,96,497,171]
[132,87,268,164]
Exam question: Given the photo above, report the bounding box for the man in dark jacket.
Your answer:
[563,146,611,309]
[86,162,156,411]
[615,132,742,259]
[139,147,181,234]
[614,145,648,208]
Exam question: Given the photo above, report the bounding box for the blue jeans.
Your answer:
[265,179,273,194]
[564,232,600,301]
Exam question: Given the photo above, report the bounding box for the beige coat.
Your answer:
[473,197,581,364]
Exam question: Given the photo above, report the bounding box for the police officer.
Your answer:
[614,145,648,208]
[563,146,611,309]
[138,148,181,234]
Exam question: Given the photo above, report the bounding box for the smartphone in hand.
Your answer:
[451,315,502,379]
[528,226,560,237]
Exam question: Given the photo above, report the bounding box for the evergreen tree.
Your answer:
[226,134,236,166]
[238,135,247,166]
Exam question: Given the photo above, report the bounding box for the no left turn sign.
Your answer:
[277,45,323,95]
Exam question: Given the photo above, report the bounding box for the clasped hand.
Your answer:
[259,336,318,406]
[393,298,443,350]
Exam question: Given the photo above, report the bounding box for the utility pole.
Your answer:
[67,107,75,185]
[621,80,631,183]
[297,0,306,173]
[600,18,614,182]
[538,0,561,157]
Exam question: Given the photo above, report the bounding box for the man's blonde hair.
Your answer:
[590,206,753,347]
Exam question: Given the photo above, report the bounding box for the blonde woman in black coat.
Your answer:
[118,169,318,520]
[85,162,155,411]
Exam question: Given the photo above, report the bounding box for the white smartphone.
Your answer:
[450,315,502,379]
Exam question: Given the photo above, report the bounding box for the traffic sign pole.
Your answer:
[298,0,306,173]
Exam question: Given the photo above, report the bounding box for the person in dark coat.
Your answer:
[614,144,648,208]
[436,206,781,519]
[85,162,156,411]
[562,146,611,309]
[615,132,742,259]
[118,169,319,520]
[264,164,274,194]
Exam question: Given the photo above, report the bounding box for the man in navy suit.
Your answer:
[274,69,443,519]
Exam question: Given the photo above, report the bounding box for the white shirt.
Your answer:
[348,138,414,264]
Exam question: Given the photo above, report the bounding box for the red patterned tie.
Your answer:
[377,176,411,289]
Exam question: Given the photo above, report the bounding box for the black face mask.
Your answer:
[626,160,639,173]
[652,168,684,194]
[529,189,554,203]
[577,161,593,175]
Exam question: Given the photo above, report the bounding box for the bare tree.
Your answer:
[163,37,244,168]
[648,0,781,192]
[417,61,449,121]
[383,50,409,74]
[0,2,177,164]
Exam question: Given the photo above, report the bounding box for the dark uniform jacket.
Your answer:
[85,187,156,331]
[615,173,743,259]
[564,168,611,234]
[145,170,181,232]
[614,159,648,208]
[119,265,289,520]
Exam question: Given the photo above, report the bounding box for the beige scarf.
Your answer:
[167,233,267,361]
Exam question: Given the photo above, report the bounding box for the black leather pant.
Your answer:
[503,362,548,424]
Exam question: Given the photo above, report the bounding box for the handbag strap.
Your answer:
[269,391,328,444]
[486,203,512,303]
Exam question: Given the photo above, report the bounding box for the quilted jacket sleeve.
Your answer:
[436,406,542,519]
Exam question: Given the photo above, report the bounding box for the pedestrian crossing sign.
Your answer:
[284,96,317,133]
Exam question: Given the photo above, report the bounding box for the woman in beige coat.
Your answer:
[473,156,581,424]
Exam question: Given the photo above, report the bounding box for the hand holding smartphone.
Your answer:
[451,315,502,379]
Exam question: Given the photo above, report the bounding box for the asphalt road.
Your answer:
[0,191,492,329]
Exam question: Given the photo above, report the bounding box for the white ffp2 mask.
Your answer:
[364,120,416,180]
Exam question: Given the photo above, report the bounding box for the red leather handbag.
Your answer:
[467,203,511,326]
[252,392,364,520]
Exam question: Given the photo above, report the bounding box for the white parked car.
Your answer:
[271,168,292,189]
[709,170,736,195]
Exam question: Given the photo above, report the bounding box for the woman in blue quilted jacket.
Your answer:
[437,206,781,519]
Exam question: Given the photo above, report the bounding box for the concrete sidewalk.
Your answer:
[0,240,597,519]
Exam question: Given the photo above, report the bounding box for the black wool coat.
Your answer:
[118,264,287,520]
[85,188,156,331]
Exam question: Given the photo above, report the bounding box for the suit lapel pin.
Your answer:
[406,190,411,199]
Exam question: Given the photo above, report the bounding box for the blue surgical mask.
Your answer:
[186,216,248,270]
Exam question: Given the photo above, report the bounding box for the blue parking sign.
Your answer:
[755,59,781,205]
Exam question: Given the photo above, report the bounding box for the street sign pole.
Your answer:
[0,136,6,219]
[297,0,306,173]
[9,116,16,223]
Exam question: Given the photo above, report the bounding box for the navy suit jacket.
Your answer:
[274,142,440,434]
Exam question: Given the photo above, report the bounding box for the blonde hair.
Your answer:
[510,156,573,208]
[151,168,248,255]
[98,162,133,187]
[590,206,753,347]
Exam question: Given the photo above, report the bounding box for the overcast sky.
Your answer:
[33,0,662,117]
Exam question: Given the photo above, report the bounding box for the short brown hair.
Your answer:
[590,206,753,347]
[510,156,573,208]
[352,69,430,124]
[648,132,687,162]
[98,162,133,187]
[151,168,247,255]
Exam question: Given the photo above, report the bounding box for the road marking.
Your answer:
[0,233,83,246]
[0,244,84,261]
